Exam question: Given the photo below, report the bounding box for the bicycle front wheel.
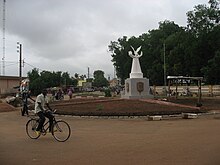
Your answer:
[52,120,71,142]
[26,119,41,139]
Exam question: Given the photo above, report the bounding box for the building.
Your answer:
[77,79,87,87]
[0,76,26,95]
[109,78,119,87]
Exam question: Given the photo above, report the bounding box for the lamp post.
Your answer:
[17,42,22,85]
[163,43,167,96]
[163,43,166,86]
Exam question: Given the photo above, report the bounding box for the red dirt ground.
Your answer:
[0,102,17,112]
[48,97,219,116]
[1,97,220,115]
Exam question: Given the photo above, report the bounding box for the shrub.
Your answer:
[104,89,112,97]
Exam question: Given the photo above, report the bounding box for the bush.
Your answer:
[104,89,112,97]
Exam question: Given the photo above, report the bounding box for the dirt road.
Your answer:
[1,110,220,165]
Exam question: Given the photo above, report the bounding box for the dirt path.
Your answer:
[1,110,220,165]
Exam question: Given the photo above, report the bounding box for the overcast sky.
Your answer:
[0,0,208,79]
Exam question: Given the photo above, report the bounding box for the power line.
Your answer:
[24,61,43,71]
[0,60,18,67]
[0,59,44,72]
[0,60,17,64]
[5,62,18,67]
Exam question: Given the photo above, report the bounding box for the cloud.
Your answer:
[0,0,208,77]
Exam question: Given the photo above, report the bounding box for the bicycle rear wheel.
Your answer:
[52,120,71,142]
[26,119,41,139]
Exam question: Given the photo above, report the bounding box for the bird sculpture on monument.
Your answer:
[128,46,143,78]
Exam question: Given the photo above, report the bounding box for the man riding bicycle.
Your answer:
[34,89,53,135]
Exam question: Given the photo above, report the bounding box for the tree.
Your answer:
[27,68,42,95]
[109,1,220,85]
[144,20,182,85]
[61,72,78,89]
[108,20,185,85]
[187,0,220,36]
[74,73,79,79]
[27,68,40,81]
[201,51,220,84]
[27,69,77,95]
[93,70,109,87]
[186,0,220,79]
[109,36,131,84]
[79,75,86,80]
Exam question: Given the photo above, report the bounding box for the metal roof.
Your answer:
[167,76,203,80]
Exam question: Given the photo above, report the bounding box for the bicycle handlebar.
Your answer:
[45,109,57,114]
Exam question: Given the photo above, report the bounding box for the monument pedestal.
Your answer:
[122,78,152,99]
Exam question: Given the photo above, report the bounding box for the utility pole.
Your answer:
[87,67,90,79]
[163,42,167,96]
[17,42,22,85]
[113,66,116,79]
[163,43,166,86]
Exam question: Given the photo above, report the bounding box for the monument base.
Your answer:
[121,78,153,99]
[130,72,143,78]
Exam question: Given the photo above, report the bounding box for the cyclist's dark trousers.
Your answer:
[36,111,53,132]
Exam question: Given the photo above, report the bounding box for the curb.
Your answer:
[57,111,220,121]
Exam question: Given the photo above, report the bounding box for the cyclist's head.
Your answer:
[42,89,48,96]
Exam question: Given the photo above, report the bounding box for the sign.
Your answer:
[137,82,144,93]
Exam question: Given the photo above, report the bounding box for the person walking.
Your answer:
[21,90,35,116]
[68,88,73,99]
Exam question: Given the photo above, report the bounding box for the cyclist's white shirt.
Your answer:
[34,93,48,113]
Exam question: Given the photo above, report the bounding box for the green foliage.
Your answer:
[27,68,78,95]
[96,104,104,111]
[201,51,220,84]
[93,70,109,87]
[187,0,220,36]
[108,1,220,85]
[104,89,112,97]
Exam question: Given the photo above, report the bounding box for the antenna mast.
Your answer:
[2,0,6,75]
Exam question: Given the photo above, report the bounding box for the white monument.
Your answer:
[122,46,152,99]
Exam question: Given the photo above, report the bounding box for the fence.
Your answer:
[152,85,220,97]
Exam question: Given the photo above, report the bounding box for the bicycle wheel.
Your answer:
[52,120,71,142]
[26,119,41,139]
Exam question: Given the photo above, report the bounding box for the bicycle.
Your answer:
[26,110,71,142]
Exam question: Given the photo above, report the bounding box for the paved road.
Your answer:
[1,110,220,165]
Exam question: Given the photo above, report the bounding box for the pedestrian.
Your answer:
[68,88,73,99]
[21,90,35,116]
[55,89,63,100]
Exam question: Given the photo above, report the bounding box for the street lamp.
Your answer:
[163,43,166,87]
[163,43,167,96]
[17,42,22,85]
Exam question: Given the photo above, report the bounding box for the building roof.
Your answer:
[167,76,203,81]
[0,75,27,80]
